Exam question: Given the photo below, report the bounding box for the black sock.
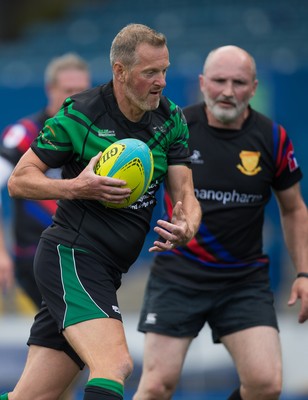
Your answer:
[84,385,123,400]
[228,388,242,400]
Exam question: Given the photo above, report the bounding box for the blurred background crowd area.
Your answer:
[1,1,308,398]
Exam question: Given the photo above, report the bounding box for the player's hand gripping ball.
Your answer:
[95,138,154,208]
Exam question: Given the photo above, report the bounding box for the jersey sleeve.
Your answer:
[272,122,303,190]
[31,101,75,168]
[167,102,191,166]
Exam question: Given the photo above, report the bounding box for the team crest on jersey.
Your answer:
[237,150,262,176]
[287,150,299,172]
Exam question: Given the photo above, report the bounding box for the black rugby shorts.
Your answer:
[138,271,279,343]
[27,238,123,367]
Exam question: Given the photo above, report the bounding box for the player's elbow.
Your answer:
[7,173,21,198]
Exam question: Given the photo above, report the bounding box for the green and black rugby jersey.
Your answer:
[30,81,190,272]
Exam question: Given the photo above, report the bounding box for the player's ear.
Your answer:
[251,79,258,98]
[199,74,206,94]
[113,62,126,83]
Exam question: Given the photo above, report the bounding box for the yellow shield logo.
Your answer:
[237,150,262,175]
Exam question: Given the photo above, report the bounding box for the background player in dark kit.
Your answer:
[0,53,91,307]
[1,23,201,400]
[134,46,308,400]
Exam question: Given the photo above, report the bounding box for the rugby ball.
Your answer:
[94,138,154,208]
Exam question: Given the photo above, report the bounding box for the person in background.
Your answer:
[133,45,308,400]
[0,52,91,308]
[0,23,201,400]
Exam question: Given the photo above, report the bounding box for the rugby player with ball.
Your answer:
[2,24,201,400]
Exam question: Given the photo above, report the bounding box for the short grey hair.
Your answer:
[110,23,167,69]
[44,53,89,86]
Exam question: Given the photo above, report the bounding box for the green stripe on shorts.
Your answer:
[57,244,109,328]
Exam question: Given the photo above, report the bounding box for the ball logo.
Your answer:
[95,138,154,208]
[101,147,118,163]
[95,143,126,177]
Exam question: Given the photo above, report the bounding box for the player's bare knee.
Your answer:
[261,368,282,398]
[242,375,282,399]
[142,385,170,400]
[254,384,281,400]
[244,361,282,396]
[141,378,176,400]
[262,376,282,399]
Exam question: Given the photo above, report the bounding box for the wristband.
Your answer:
[297,272,308,279]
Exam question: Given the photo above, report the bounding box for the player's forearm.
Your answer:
[183,194,202,239]
[281,205,308,274]
[189,199,202,236]
[8,169,75,200]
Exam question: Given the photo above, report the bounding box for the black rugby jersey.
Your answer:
[30,81,191,272]
[0,110,59,260]
[152,102,303,288]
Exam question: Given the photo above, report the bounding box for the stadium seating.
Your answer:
[0,0,308,86]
